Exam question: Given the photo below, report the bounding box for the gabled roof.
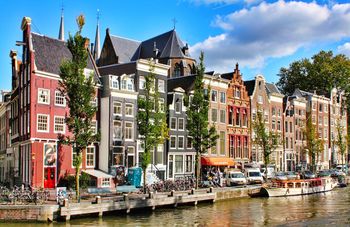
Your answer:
[31,33,94,75]
[109,35,141,63]
[265,83,281,94]
[243,80,256,96]
[167,75,197,92]
[221,72,234,80]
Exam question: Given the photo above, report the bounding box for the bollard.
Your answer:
[170,190,175,197]
[191,188,195,195]
[149,192,154,199]
[95,196,103,217]
[124,194,130,214]
[63,198,69,207]
[209,187,213,193]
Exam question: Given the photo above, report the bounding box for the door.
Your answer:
[44,167,55,188]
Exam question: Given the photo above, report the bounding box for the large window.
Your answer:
[55,90,65,106]
[175,99,181,113]
[187,137,193,149]
[185,155,193,173]
[211,90,217,102]
[158,80,165,93]
[125,122,133,140]
[211,109,218,122]
[54,116,65,133]
[86,146,95,167]
[220,92,226,103]
[38,89,50,104]
[37,114,49,132]
[220,109,226,124]
[170,136,176,148]
[170,118,177,130]
[156,144,163,165]
[178,118,184,131]
[127,147,134,167]
[113,121,122,140]
[220,131,225,155]
[113,102,122,115]
[112,147,123,165]
[175,155,183,173]
[125,103,133,116]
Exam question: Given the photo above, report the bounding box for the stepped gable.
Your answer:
[31,33,94,75]
[109,35,141,63]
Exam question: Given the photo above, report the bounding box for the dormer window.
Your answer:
[111,76,119,89]
[121,77,134,91]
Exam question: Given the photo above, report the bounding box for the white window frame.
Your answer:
[113,101,122,116]
[37,114,49,132]
[101,178,111,188]
[178,118,184,131]
[86,146,95,168]
[38,88,50,105]
[139,76,146,89]
[170,136,177,149]
[125,103,134,117]
[54,116,65,133]
[187,136,193,149]
[170,117,177,130]
[178,136,185,149]
[54,90,66,107]
[125,121,134,141]
[220,92,226,103]
[159,98,165,112]
[158,80,165,93]
[211,90,218,102]
[91,120,97,134]
[113,120,122,140]
[111,76,119,89]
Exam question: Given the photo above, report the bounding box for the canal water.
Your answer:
[6,187,350,226]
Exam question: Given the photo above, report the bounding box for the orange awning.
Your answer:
[201,157,235,166]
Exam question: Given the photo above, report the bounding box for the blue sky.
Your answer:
[1,0,350,92]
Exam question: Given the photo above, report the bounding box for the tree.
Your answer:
[186,52,218,189]
[58,15,99,200]
[252,108,280,177]
[335,122,347,171]
[137,61,168,192]
[303,117,324,173]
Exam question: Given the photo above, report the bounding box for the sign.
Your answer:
[44,143,57,166]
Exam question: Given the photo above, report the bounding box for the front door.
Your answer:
[44,167,55,188]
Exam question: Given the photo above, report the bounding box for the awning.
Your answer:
[201,157,235,166]
[82,169,114,179]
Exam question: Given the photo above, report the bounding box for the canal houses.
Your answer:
[222,64,251,166]
[0,91,12,185]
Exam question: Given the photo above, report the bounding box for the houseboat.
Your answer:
[249,177,337,197]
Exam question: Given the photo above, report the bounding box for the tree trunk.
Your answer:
[143,167,146,193]
[75,163,80,202]
[195,152,200,189]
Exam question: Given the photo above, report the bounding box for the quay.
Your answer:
[0,186,259,222]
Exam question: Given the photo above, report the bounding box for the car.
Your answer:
[260,166,275,179]
[272,172,288,181]
[285,171,298,180]
[226,171,247,186]
[335,165,349,174]
[244,168,264,184]
[302,170,316,179]
[317,170,331,177]
[330,169,346,177]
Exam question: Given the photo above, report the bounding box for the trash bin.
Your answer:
[128,167,142,188]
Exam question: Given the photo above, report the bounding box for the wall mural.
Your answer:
[44,143,57,166]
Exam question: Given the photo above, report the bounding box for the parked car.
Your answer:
[272,172,288,181]
[244,168,264,184]
[317,170,331,177]
[226,171,247,186]
[335,165,349,174]
[260,166,275,179]
[302,171,316,179]
[285,171,298,180]
[330,169,346,177]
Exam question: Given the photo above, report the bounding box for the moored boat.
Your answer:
[249,177,337,197]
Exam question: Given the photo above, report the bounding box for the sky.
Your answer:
[1,0,350,92]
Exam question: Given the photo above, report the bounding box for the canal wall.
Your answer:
[214,186,257,201]
[0,204,59,222]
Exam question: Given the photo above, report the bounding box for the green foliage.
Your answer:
[304,117,324,172]
[58,172,92,190]
[58,14,99,200]
[252,108,280,171]
[137,60,169,191]
[335,123,347,167]
[185,52,218,188]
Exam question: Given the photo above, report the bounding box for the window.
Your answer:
[285,137,289,149]
[312,103,316,110]
[278,109,281,117]
[178,118,184,131]
[277,120,281,131]
[258,95,263,104]
[54,116,65,133]
[220,92,226,103]
[125,103,133,116]
[243,110,248,127]
[38,89,50,104]
[156,144,163,165]
[187,137,193,149]
[324,117,328,126]
[158,80,165,93]
[169,155,174,178]
[112,147,124,165]
[235,108,240,126]
[127,147,135,167]
[125,122,133,140]
[318,116,322,125]
[229,107,233,125]
[175,155,183,173]
[272,107,276,116]
[55,90,65,106]
[170,118,177,130]
[211,109,218,122]
[319,104,323,112]
[290,138,293,149]
[113,121,122,140]
[220,109,226,124]
[102,178,110,187]
[272,120,276,130]
[113,102,122,115]
[159,98,165,112]
[170,136,176,148]
[91,120,97,134]
[324,128,328,139]
[178,136,184,149]
[220,131,225,155]
[111,76,119,89]
[211,90,217,102]
[175,99,181,113]
[139,76,146,89]
[86,146,95,167]
[285,122,288,133]
[235,88,241,98]
[185,155,193,173]
[289,122,292,133]
[37,114,49,132]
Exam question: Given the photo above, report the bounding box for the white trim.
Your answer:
[54,90,66,107]
[178,118,185,131]
[86,146,95,168]
[170,117,177,130]
[113,101,122,116]
[170,136,177,149]
[178,136,185,150]
[125,103,134,117]
[37,88,50,105]
[53,116,65,133]
[124,121,134,141]
[37,114,49,133]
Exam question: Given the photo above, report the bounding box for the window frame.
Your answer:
[54,116,65,133]
[54,90,66,107]
[38,88,50,105]
[37,114,49,133]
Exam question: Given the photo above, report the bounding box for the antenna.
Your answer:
[172,17,178,30]
[60,0,64,16]
[97,9,101,24]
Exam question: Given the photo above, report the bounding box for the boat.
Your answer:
[249,177,337,197]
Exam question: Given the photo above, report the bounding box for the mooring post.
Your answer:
[63,199,70,221]
[191,188,195,195]
[96,196,103,217]
[124,194,130,214]
[171,190,175,197]
[149,192,154,199]
[209,187,213,193]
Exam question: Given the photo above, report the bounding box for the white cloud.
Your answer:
[190,1,350,73]
[337,42,350,56]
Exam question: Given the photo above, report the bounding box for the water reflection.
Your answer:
[5,187,350,226]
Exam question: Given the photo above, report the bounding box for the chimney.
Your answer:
[21,17,31,31]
